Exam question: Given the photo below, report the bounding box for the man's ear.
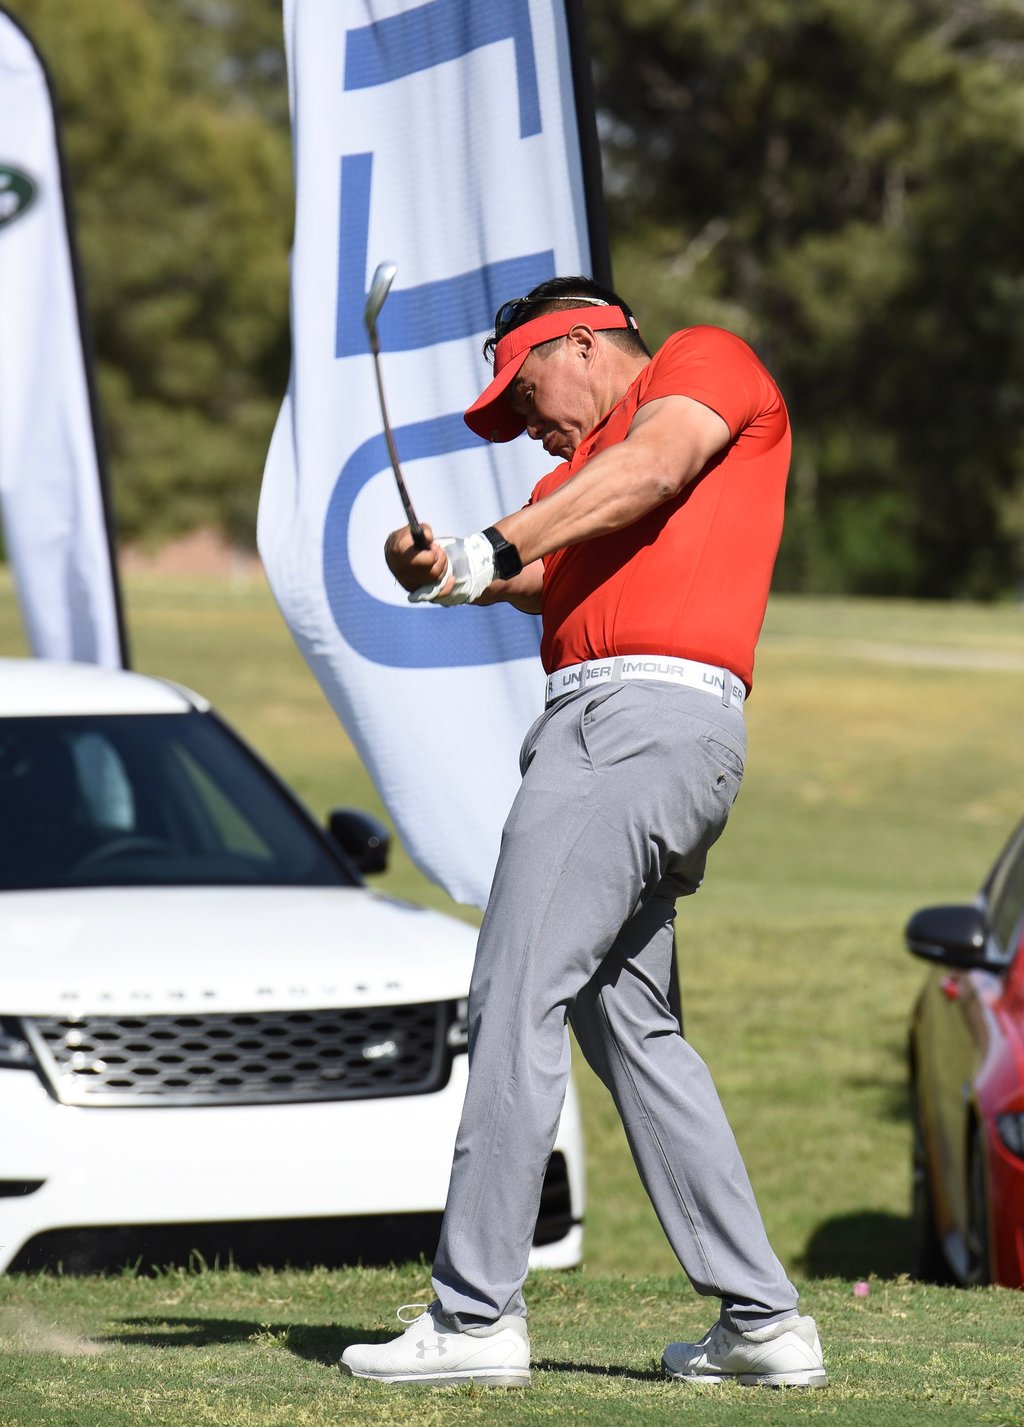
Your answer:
[566,324,598,361]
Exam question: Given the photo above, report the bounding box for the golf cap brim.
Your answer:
[464,306,635,443]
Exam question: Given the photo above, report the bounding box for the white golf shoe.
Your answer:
[340,1302,531,1388]
[663,1314,827,1388]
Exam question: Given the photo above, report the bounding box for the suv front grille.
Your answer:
[24,1004,452,1107]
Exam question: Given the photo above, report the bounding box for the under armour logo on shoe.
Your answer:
[415,1337,448,1359]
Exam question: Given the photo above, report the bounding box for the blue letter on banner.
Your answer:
[335,154,553,358]
[326,0,552,667]
[322,414,541,669]
[344,0,540,139]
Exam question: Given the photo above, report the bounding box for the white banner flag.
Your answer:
[0,7,125,668]
[259,0,604,906]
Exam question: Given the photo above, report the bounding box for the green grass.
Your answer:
[2,572,1024,1425]
[1,1267,1022,1427]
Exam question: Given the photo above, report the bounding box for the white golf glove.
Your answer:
[407,532,496,606]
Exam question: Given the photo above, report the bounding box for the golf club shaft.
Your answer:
[364,262,430,553]
[368,341,430,551]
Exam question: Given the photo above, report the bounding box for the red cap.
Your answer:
[464,306,635,442]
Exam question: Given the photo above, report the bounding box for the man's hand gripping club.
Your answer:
[384,526,497,606]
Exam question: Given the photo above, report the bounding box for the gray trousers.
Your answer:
[432,680,798,1334]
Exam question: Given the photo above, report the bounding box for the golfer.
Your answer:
[341,278,827,1389]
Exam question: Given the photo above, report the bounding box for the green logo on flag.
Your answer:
[0,166,37,229]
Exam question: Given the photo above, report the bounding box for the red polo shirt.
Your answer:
[531,325,790,692]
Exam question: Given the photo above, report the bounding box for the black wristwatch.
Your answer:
[481,526,524,581]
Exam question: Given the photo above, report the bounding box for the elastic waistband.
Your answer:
[545,655,746,709]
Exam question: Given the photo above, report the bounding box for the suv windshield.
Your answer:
[0,712,355,891]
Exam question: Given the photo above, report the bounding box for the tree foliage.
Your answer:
[5,0,291,545]
[588,0,1024,596]
[4,0,1024,596]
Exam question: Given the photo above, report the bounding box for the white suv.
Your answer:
[0,659,584,1273]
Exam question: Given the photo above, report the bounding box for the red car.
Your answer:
[907,817,1024,1288]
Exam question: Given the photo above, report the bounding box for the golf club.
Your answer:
[364,261,430,551]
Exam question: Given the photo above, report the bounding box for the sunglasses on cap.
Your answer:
[492,294,612,340]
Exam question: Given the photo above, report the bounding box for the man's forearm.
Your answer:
[492,445,669,565]
[490,395,729,565]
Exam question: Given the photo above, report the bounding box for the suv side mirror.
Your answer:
[904,903,1001,971]
[327,808,391,876]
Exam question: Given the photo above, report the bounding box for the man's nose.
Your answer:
[526,418,544,440]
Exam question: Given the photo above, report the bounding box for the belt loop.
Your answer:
[721,667,732,707]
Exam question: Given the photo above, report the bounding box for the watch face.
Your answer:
[495,543,523,580]
[483,528,523,580]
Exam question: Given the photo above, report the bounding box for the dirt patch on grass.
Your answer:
[0,1306,104,1356]
[121,529,262,579]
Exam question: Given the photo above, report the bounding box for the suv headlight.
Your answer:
[0,1017,35,1070]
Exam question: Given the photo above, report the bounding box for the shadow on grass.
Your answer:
[99,1317,369,1365]
[536,1360,664,1383]
[801,1211,909,1279]
[99,1318,663,1381]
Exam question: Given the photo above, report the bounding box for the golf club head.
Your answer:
[365,261,398,340]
